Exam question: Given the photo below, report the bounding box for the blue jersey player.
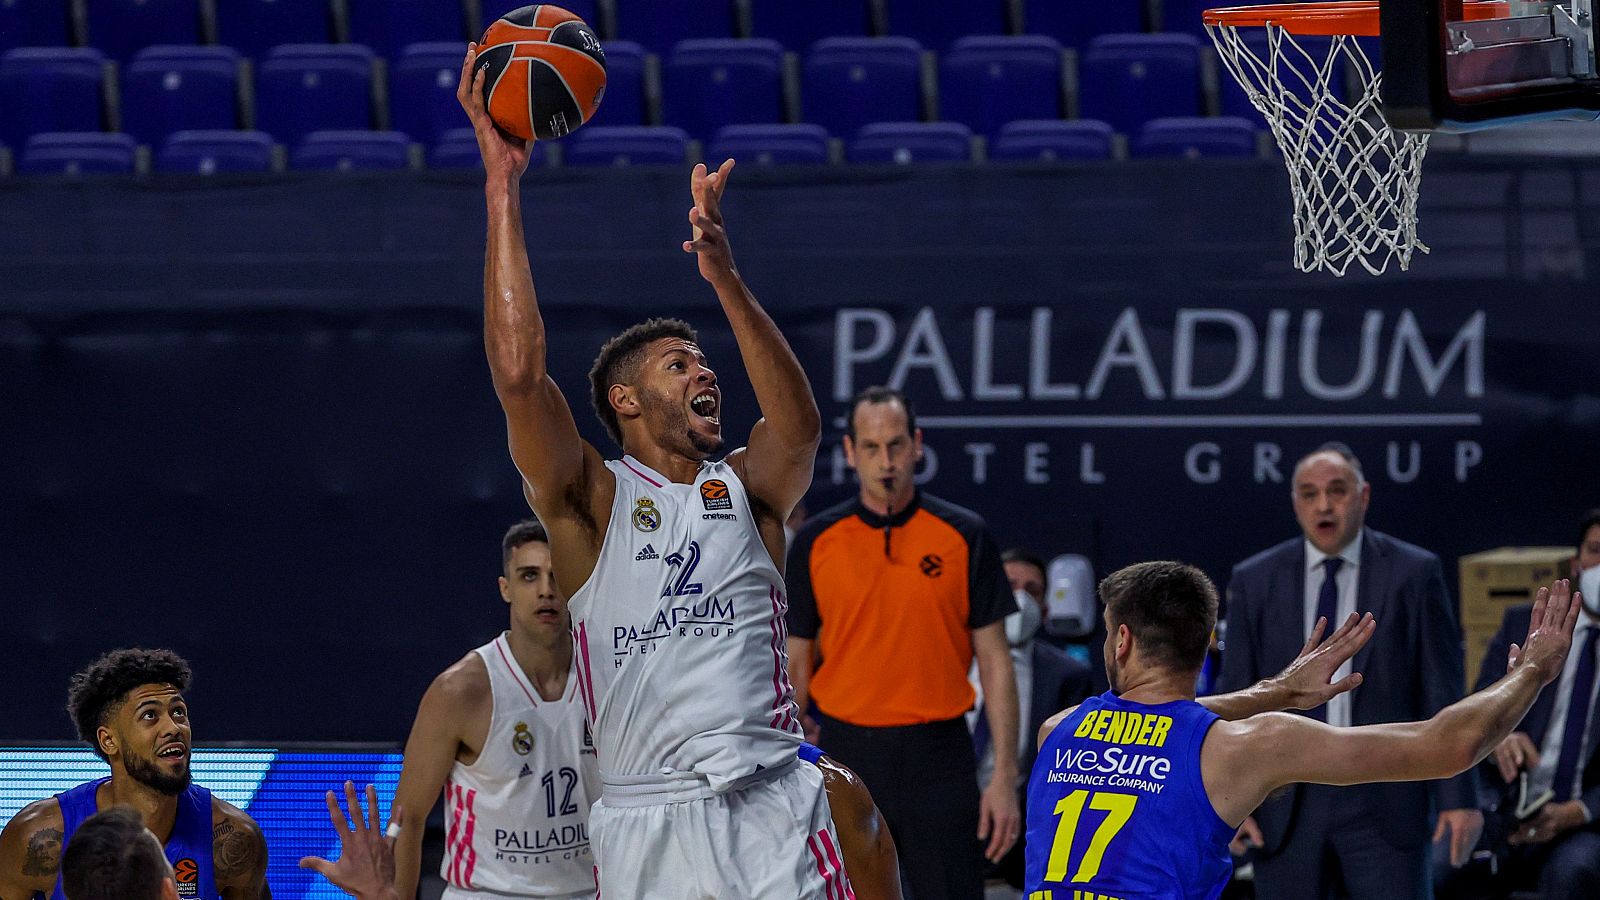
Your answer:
[1024,563,1582,900]
[0,649,269,900]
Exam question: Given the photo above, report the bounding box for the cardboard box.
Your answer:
[1460,547,1573,687]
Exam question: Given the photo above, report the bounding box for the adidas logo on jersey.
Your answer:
[635,544,660,561]
[518,763,533,779]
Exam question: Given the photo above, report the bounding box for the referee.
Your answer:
[786,386,1021,900]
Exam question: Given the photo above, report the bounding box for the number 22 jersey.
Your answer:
[1024,692,1234,900]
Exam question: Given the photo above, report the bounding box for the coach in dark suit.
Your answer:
[1218,444,1480,900]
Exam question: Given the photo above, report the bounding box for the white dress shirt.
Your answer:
[1304,535,1362,728]
[1528,614,1600,812]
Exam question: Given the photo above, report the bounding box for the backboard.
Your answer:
[1383,0,1600,130]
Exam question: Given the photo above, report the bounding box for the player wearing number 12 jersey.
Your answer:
[1025,563,1584,900]
[462,43,841,897]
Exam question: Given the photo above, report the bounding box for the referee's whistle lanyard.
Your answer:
[883,499,894,557]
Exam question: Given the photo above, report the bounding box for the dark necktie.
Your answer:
[1308,557,1343,722]
[972,703,991,760]
[1553,626,1600,800]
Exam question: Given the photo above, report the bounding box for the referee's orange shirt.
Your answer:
[785,491,1015,727]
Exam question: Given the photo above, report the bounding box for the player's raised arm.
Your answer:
[1199,612,1376,721]
[457,45,609,538]
[686,161,821,518]
[1205,580,1581,827]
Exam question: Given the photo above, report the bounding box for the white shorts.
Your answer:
[590,759,855,900]
[441,888,593,900]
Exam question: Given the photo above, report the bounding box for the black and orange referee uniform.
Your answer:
[786,489,1014,900]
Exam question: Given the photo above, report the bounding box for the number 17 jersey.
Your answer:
[1024,692,1234,900]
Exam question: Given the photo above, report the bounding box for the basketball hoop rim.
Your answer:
[1202,0,1507,37]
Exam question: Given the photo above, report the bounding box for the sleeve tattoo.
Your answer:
[21,828,62,877]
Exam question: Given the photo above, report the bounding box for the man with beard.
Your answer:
[1025,565,1582,900]
[0,649,269,900]
[457,42,840,897]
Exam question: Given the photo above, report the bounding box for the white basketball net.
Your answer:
[1207,22,1428,276]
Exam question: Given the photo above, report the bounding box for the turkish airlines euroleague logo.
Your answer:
[173,858,198,896]
[700,480,732,511]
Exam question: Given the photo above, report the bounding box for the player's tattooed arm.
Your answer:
[0,799,65,900]
[213,808,271,900]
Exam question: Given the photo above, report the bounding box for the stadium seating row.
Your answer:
[0,0,1211,61]
[0,35,1320,153]
[3,119,1265,175]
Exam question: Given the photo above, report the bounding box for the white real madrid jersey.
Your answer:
[441,633,600,898]
[570,456,803,792]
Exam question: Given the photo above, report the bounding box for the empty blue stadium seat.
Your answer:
[19,131,136,174]
[749,0,872,52]
[391,42,470,147]
[216,0,332,59]
[481,0,602,34]
[802,37,923,140]
[157,130,275,173]
[1133,116,1258,158]
[1023,0,1145,48]
[883,0,1008,51]
[612,0,734,55]
[0,48,106,150]
[662,38,784,139]
[121,46,240,146]
[255,44,375,147]
[708,123,829,165]
[593,41,646,126]
[429,126,550,169]
[990,119,1115,160]
[83,0,201,62]
[564,125,688,166]
[848,121,972,163]
[938,35,1063,140]
[292,130,412,170]
[0,0,73,53]
[1079,33,1202,134]
[346,0,464,60]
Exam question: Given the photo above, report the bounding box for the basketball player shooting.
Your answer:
[457,48,850,899]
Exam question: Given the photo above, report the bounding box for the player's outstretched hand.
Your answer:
[299,782,403,900]
[456,43,533,185]
[1271,612,1376,710]
[1509,579,1581,685]
[683,160,738,287]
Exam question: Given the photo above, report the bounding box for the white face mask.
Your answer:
[1006,589,1043,646]
[1581,567,1600,618]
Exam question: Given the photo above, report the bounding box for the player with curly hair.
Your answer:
[0,649,269,900]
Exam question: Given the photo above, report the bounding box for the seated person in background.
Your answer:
[58,807,181,900]
[1437,512,1600,900]
[968,548,1094,887]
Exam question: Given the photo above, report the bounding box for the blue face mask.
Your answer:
[1006,590,1043,646]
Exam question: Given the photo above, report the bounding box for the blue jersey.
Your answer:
[50,777,218,900]
[1024,692,1233,900]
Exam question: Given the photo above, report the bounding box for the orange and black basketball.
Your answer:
[476,5,607,142]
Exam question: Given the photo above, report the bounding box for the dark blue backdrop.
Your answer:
[3,159,1597,741]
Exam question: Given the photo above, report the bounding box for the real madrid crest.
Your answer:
[632,497,661,533]
[512,722,534,756]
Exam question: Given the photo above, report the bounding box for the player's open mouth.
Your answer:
[691,391,719,426]
[157,743,187,760]
[534,607,560,622]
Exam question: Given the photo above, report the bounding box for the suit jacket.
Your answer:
[1218,528,1477,853]
[1472,604,1600,827]
[1023,641,1094,777]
